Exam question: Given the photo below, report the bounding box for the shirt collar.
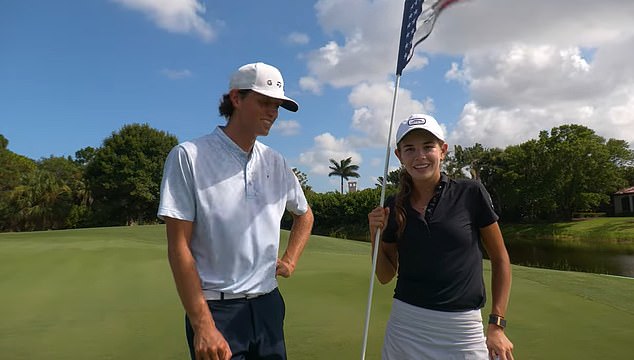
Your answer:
[214,126,251,162]
[408,172,449,220]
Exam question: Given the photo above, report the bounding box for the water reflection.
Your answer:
[497,239,634,278]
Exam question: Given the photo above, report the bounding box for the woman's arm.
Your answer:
[368,206,398,284]
[480,222,514,360]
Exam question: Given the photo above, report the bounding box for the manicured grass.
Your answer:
[1,226,633,359]
[0,226,185,359]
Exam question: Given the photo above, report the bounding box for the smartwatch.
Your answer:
[488,314,507,329]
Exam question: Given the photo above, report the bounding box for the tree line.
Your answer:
[1,123,633,234]
[291,124,634,239]
[443,125,634,221]
[0,124,177,232]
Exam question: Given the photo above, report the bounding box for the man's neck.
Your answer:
[222,122,256,153]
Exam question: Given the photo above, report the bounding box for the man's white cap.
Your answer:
[229,62,299,112]
[396,113,445,144]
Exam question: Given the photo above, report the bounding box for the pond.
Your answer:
[500,239,634,278]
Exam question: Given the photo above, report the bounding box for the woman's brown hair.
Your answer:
[394,167,413,240]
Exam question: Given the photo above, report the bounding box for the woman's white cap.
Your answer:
[396,113,445,143]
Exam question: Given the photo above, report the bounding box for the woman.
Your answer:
[368,114,514,360]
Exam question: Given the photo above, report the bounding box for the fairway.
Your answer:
[1,226,633,359]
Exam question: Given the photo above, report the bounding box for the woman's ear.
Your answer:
[394,148,402,163]
[440,142,449,161]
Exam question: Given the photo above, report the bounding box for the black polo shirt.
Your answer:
[383,173,498,312]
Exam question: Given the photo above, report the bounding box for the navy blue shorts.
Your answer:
[185,288,286,360]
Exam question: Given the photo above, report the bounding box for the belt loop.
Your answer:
[220,292,225,301]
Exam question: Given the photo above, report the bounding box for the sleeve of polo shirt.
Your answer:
[283,159,308,215]
[474,181,499,228]
[157,145,196,221]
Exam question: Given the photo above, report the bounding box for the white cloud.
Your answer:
[347,82,435,147]
[445,62,468,84]
[299,133,362,176]
[418,0,634,54]
[112,0,215,41]
[286,32,310,45]
[299,76,322,95]
[304,0,634,155]
[370,157,383,167]
[274,120,301,136]
[447,45,597,109]
[160,68,192,79]
[449,103,555,148]
[447,39,634,148]
[305,0,428,88]
[299,80,434,182]
[307,0,634,90]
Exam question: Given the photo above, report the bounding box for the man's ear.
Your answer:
[229,89,241,107]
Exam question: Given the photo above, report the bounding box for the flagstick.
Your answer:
[360,74,401,360]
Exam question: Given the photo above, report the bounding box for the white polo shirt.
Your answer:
[158,126,308,296]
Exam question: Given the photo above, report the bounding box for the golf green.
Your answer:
[1,225,632,359]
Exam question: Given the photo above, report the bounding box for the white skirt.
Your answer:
[382,298,488,360]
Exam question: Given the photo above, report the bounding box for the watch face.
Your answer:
[489,315,506,328]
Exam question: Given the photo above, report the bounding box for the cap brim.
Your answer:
[251,89,299,112]
[281,99,299,112]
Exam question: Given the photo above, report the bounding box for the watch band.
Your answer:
[488,314,507,329]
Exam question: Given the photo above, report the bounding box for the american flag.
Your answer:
[396,0,465,75]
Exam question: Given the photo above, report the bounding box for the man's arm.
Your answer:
[276,206,314,277]
[164,217,231,360]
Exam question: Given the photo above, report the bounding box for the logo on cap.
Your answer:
[266,79,282,88]
[408,117,426,126]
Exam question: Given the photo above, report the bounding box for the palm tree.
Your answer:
[328,157,360,193]
[376,169,402,188]
[9,170,70,230]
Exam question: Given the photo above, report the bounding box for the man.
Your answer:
[158,62,314,360]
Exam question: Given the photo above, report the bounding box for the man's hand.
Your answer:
[194,325,232,360]
[276,257,295,278]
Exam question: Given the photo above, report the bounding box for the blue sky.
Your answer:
[2,0,634,193]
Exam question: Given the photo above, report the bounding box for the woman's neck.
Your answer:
[410,174,441,204]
